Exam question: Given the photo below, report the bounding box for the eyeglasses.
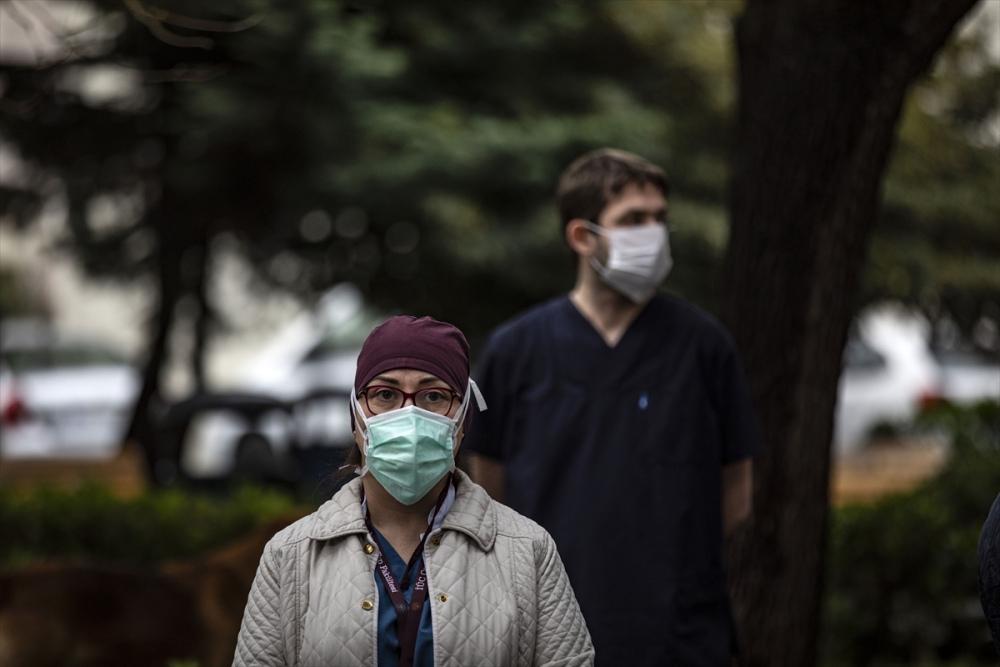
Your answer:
[359,386,461,416]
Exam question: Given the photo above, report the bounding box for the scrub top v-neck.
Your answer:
[465,294,762,666]
[372,526,435,667]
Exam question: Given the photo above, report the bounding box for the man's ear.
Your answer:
[565,219,596,256]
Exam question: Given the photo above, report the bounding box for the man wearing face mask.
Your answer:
[465,149,763,666]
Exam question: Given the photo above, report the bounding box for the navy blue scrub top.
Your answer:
[372,527,434,667]
[465,294,763,667]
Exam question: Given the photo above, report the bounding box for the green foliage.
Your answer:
[865,11,1000,336]
[0,0,737,351]
[0,268,35,318]
[0,483,302,570]
[2,0,993,352]
[820,402,1000,666]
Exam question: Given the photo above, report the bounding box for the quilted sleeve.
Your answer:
[233,539,289,667]
[533,533,595,667]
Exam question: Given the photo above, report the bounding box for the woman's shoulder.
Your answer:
[455,472,556,559]
[263,512,320,552]
[492,502,562,562]
[492,501,549,542]
[265,477,367,553]
[450,471,551,552]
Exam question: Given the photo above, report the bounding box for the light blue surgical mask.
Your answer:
[585,221,672,303]
[351,379,486,505]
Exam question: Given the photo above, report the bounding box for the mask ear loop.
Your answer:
[350,392,371,477]
[469,379,487,412]
[449,379,488,454]
[582,221,615,277]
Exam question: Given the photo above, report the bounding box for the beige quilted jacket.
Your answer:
[233,470,594,667]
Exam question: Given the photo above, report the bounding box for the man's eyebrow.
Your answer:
[617,205,667,218]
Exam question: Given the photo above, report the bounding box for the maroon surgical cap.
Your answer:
[354,316,471,395]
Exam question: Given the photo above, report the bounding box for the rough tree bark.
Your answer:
[720,1,978,665]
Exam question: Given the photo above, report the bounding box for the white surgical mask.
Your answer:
[585,221,672,303]
[351,379,487,505]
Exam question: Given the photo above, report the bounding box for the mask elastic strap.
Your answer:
[469,379,487,412]
[589,255,612,278]
[350,392,370,477]
[448,379,487,454]
[455,379,488,423]
[582,221,614,277]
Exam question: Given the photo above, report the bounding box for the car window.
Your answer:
[304,308,388,362]
[1,346,129,373]
[933,348,1000,367]
[842,337,886,371]
[305,308,387,361]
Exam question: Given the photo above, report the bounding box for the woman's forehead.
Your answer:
[368,368,446,387]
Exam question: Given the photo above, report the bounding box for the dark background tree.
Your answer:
[720,1,981,665]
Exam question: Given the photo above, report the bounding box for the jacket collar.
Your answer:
[307,469,497,551]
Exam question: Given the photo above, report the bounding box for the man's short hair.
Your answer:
[556,148,670,229]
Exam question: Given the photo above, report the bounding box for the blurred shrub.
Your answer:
[868,419,905,440]
[821,401,1000,666]
[0,484,303,569]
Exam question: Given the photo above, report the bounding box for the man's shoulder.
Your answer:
[651,293,735,348]
[486,295,568,351]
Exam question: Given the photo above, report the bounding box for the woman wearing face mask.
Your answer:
[233,315,594,667]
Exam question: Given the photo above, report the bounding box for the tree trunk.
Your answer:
[720,1,977,665]
[190,240,211,393]
[125,207,185,482]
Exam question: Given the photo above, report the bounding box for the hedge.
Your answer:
[820,401,1000,666]
[0,483,304,569]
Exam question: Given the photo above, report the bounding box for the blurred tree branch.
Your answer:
[2,0,62,67]
[123,0,261,50]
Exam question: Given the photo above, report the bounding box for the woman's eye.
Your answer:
[375,390,396,402]
[423,391,444,402]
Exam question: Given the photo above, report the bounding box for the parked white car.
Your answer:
[0,320,140,459]
[833,305,1000,455]
[935,348,1000,405]
[179,284,387,478]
